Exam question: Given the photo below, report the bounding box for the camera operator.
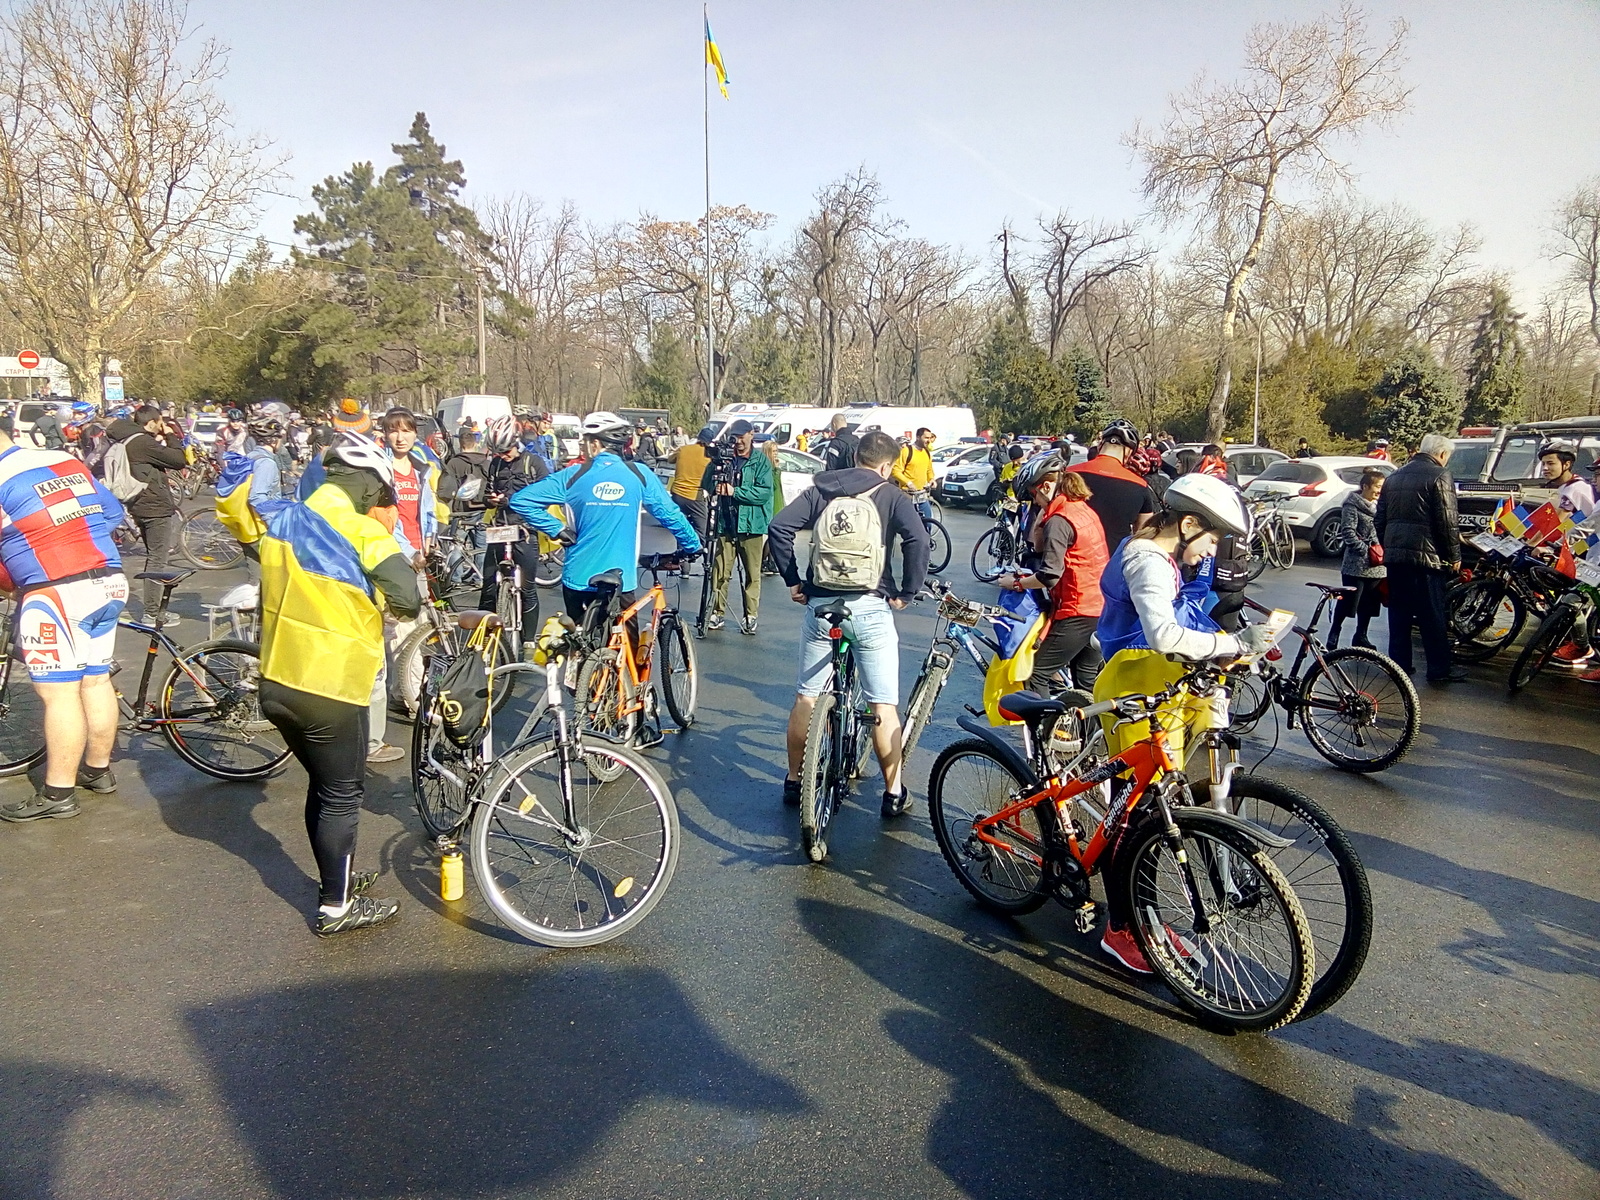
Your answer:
[700,419,773,634]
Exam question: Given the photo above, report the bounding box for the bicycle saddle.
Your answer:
[814,602,851,625]
[996,691,1068,723]
[1305,581,1357,598]
[587,569,624,593]
[134,569,195,585]
[456,610,503,631]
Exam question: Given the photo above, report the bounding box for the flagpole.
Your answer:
[703,4,714,419]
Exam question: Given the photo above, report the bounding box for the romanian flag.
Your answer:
[705,17,729,98]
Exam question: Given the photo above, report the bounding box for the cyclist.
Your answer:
[768,430,931,818]
[0,425,128,821]
[891,426,937,519]
[997,454,1108,696]
[507,410,700,631]
[1366,438,1391,462]
[478,416,548,661]
[1092,472,1275,974]
[1539,439,1596,521]
[1073,418,1156,554]
[257,432,421,936]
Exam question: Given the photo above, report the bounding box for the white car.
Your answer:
[931,443,991,483]
[1244,455,1395,557]
[188,415,228,448]
[1165,444,1288,488]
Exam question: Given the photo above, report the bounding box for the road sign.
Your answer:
[17,349,39,370]
[104,375,124,403]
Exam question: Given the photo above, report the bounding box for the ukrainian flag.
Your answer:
[705,17,729,98]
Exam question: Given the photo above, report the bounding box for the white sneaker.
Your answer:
[367,743,404,764]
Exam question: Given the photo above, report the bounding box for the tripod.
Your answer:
[695,490,752,637]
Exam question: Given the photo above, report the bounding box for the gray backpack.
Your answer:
[810,483,886,592]
[102,438,147,501]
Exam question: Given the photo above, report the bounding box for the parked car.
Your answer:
[1244,455,1396,557]
[931,443,990,483]
[188,415,228,448]
[1447,436,1494,486]
[937,458,998,507]
[1455,417,1600,540]
[1163,443,1288,487]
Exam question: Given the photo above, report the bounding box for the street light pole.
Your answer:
[1252,315,1263,447]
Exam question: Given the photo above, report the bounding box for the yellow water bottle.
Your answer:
[440,840,464,902]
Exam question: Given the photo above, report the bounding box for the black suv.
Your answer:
[1456,417,1600,546]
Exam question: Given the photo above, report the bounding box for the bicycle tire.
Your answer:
[535,546,564,588]
[470,738,680,947]
[411,664,475,838]
[1225,669,1273,733]
[656,615,698,728]
[798,691,840,863]
[575,649,635,781]
[1270,519,1296,570]
[178,510,245,571]
[925,518,952,575]
[1245,534,1268,582]
[0,636,46,777]
[391,621,456,720]
[495,578,521,660]
[927,739,1053,914]
[158,639,291,779]
[970,526,1012,583]
[1296,646,1419,773]
[1508,604,1577,694]
[1125,809,1314,1033]
[1449,579,1523,663]
[1194,775,1372,1021]
[900,658,950,765]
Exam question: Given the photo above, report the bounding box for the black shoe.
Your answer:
[350,871,378,897]
[75,766,117,794]
[881,789,912,819]
[635,724,664,749]
[782,779,802,807]
[1352,637,1377,650]
[315,894,399,937]
[0,792,80,822]
[1428,667,1470,684]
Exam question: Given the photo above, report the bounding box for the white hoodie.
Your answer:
[1119,537,1242,661]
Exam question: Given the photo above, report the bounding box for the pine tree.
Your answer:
[1460,285,1527,427]
[1369,347,1461,449]
[630,327,696,431]
[1062,344,1113,437]
[968,314,1072,435]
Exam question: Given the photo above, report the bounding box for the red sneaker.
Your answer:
[1552,641,1592,667]
[1100,926,1154,975]
[1578,665,1600,684]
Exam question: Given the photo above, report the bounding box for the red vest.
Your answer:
[1037,494,1108,619]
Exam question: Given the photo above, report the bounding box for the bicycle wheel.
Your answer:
[1268,519,1295,570]
[178,510,245,570]
[1195,775,1372,1021]
[798,691,842,863]
[970,526,1013,583]
[1508,604,1577,694]
[1296,646,1418,773]
[899,656,950,764]
[391,621,456,720]
[575,649,635,781]
[1449,580,1523,663]
[927,739,1052,914]
[656,615,698,728]
[495,578,521,660]
[924,518,952,575]
[0,641,46,777]
[411,665,474,838]
[470,738,680,947]
[1225,669,1273,734]
[159,639,291,779]
[1246,534,1269,582]
[927,498,945,525]
[535,546,564,588]
[1125,809,1314,1033]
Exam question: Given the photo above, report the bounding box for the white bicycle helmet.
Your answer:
[1013,451,1067,496]
[483,415,520,454]
[582,411,632,445]
[326,430,395,488]
[1164,473,1251,538]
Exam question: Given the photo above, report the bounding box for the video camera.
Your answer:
[706,438,745,489]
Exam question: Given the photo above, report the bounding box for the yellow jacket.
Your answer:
[258,484,408,706]
[892,445,934,492]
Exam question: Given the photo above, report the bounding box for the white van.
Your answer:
[843,405,977,447]
[436,394,513,438]
[550,413,582,462]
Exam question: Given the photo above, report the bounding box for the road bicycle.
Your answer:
[0,569,290,780]
[927,673,1314,1033]
[795,600,883,863]
[574,551,700,769]
[1508,571,1598,694]
[971,495,1026,583]
[411,610,681,947]
[179,507,245,571]
[1246,496,1296,580]
[1449,542,1567,664]
[1224,584,1419,773]
[909,489,951,575]
[172,457,220,502]
[483,521,535,661]
[425,524,486,612]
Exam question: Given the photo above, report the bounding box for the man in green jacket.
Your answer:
[701,419,774,634]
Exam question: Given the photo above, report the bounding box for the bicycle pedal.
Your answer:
[1072,901,1101,935]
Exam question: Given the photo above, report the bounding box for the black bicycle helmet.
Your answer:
[1098,417,1139,449]
[247,417,284,441]
[1013,452,1067,496]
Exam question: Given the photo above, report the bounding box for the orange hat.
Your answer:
[331,397,371,433]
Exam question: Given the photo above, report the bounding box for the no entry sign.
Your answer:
[17,350,39,370]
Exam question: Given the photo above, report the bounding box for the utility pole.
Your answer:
[476,275,487,385]
[703,3,714,419]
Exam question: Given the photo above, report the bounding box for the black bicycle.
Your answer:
[796,601,875,863]
[970,494,1025,583]
[911,490,951,575]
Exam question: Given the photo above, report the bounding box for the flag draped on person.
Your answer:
[705,16,729,98]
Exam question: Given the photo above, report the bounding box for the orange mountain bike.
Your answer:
[927,669,1315,1033]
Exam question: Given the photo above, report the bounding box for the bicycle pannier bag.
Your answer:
[810,483,886,592]
[434,622,497,747]
[102,439,147,501]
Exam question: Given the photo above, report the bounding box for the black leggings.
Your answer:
[480,537,541,646]
[260,679,368,908]
[1027,614,1103,695]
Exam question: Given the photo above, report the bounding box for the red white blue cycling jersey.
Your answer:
[0,445,125,592]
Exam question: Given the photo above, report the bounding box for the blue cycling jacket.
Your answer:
[508,452,701,592]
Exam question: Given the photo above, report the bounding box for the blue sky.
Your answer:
[198,0,1600,299]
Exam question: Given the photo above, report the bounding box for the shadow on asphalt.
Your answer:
[183,963,809,1199]
[795,898,1518,1200]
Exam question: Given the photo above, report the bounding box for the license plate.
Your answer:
[483,525,522,544]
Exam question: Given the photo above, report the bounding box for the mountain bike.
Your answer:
[0,569,289,780]
[1449,541,1567,663]
[1246,496,1295,580]
[797,600,878,863]
[412,610,681,946]
[172,457,220,502]
[1508,572,1598,694]
[971,495,1026,583]
[483,522,533,661]
[1224,584,1419,773]
[910,490,951,575]
[179,507,245,571]
[927,675,1314,1033]
[899,581,1007,768]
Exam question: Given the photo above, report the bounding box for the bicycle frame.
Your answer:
[597,584,666,721]
[114,615,232,729]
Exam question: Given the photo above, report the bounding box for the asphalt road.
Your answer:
[2,506,1596,1200]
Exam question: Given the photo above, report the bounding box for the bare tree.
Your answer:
[1128,5,1409,439]
[1550,177,1600,352]
[795,170,881,407]
[1031,213,1148,360]
[0,0,276,404]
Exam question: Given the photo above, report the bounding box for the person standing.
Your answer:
[1329,468,1386,649]
[1375,433,1464,683]
[819,413,858,472]
[668,426,714,540]
[107,405,191,623]
[1293,437,1319,459]
[1539,440,1596,521]
[891,427,937,519]
[767,430,931,817]
[0,428,128,821]
[477,417,546,662]
[257,433,421,935]
[1072,418,1156,554]
[701,419,773,634]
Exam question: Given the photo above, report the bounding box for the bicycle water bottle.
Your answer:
[440,840,464,902]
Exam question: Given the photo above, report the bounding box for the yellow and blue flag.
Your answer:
[705,17,729,98]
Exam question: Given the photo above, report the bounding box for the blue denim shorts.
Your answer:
[796,594,901,706]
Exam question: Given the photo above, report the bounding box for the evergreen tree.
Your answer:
[1460,285,1527,427]
[629,326,696,431]
[1369,347,1461,449]
[722,311,811,412]
[968,314,1072,435]
[1062,344,1113,437]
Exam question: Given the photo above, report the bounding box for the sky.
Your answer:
[194,0,1600,302]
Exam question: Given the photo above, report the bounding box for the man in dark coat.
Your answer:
[1375,433,1464,683]
[108,405,191,621]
